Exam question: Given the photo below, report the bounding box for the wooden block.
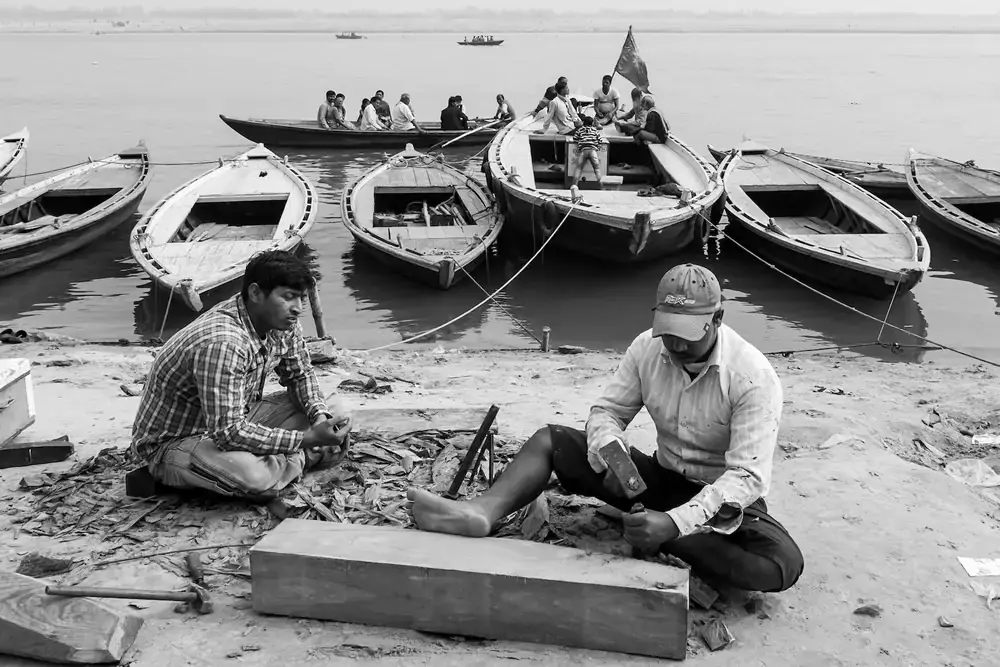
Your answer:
[251,520,688,660]
[0,571,143,664]
[0,359,36,448]
[0,435,74,469]
[700,618,735,651]
[350,407,499,438]
[688,575,720,610]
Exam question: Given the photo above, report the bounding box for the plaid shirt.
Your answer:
[131,295,330,462]
[586,325,782,538]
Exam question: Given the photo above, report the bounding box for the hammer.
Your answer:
[599,439,647,499]
[46,584,214,615]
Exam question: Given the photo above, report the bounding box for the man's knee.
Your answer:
[524,425,555,455]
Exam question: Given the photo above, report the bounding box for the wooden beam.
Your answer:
[250,520,689,660]
[0,435,74,469]
[0,572,143,664]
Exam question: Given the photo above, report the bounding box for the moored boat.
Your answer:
[336,32,364,39]
[341,143,502,289]
[712,140,930,299]
[0,128,30,186]
[0,144,149,279]
[219,115,499,150]
[784,151,909,198]
[458,38,504,46]
[130,144,317,311]
[484,115,725,263]
[905,149,1000,255]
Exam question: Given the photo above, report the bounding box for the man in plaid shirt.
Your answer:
[131,251,350,499]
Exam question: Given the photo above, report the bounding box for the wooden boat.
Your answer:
[711,140,929,299]
[341,144,502,289]
[0,128,29,186]
[484,115,726,263]
[130,144,317,312]
[0,145,149,279]
[458,39,504,46]
[784,151,909,198]
[336,32,364,39]
[905,149,1000,255]
[219,115,499,150]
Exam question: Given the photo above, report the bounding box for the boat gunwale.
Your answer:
[219,115,500,141]
[340,149,502,272]
[905,148,1000,242]
[130,145,318,294]
[487,114,725,231]
[715,146,929,281]
[0,127,30,181]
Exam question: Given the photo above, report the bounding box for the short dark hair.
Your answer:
[581,115,595,127]
[555,82,569,96]
[326,90,335,97]
[242,250,315,300]
[602,74,613,84]
[375,89,384,96]
[361,98,370,106]
[455,95,463,102]
[448,96,456,105]
[335,93,345,100]
[544,86,557,101]
[557,76,567,84]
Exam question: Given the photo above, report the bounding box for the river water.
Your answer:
[1,31,999,364]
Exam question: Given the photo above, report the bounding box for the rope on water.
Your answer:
[360,200,578,353]
[695,209,1000,368]
[157,284,176,342]
[457,261,542,345]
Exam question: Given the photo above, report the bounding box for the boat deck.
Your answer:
[536,188,682,213]
[150,240,278,278]
[51,163,137,194]
[916,161,1000,204]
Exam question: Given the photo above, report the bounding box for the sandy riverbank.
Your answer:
[1,340,999,666]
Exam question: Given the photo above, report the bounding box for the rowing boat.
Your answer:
[712,140,929,299]
[783,151,909,198]
[484,115,725,262]
[130,144,317,311]
[219,115,499,150]
[0,145,149,279]
[905,149,1000,255]
[0,128,29,186]
[458,39,504,46]
[341,144,502,289]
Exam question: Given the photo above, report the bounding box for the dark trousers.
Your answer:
[549,425,804,592]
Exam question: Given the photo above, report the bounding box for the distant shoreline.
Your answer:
[4,28,1000,35]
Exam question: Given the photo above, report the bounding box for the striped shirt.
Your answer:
[131,295,330,462]
[573,125,604,151]
[586,324,782,538]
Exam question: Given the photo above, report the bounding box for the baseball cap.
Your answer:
[651,264,723,341]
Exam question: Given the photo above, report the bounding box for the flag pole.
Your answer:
[607,25,632,88]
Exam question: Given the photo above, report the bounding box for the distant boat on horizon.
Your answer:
[336,32,364,40]
[458,37,504,46]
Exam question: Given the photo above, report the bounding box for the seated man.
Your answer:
[409,263,804,594]
[592,74,621,126]
[131,251,351,499]
[570,115,604,187]
[358,98,384,131]
[494,93,516,122]
[440,96,469,131]
[533,81,583,135]
[330,93,354,130]
[372,90,392,128]
[391,93,426,133]
[317,90,337,130]
[633,95,669,144]
[614,87,648,136]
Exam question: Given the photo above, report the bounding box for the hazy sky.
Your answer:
[8,0,1000,12]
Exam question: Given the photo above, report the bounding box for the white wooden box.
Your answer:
[0,359,36,447]
[564,140,609,185]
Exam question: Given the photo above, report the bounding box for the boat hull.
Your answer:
[348,229,487,289]
[912,198,1000,255]
[0,196,144,279]
[219,116,497,149]
[724,218,923,299]
[496,187,709,262]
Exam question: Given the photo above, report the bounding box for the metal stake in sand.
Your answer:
[542,326,551,352]
[307,283,328,339]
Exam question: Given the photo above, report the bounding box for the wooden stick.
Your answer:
[430,119,503,151]
[307,283,327,339]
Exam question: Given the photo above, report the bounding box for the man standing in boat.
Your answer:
[131,251,351,499]
[408,264,804,595]
[391,93,426,133]
[316,90,338,130]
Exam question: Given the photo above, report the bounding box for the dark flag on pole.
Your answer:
[614,26,650,93]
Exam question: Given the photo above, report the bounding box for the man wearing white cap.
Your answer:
[408,264,803,593]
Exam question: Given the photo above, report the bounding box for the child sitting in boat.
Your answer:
[571,116,605,187]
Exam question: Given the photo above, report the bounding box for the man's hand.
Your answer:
[303,414,352,449]
[622,508,679,552]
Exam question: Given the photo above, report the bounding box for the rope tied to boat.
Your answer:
[360,201,579,353]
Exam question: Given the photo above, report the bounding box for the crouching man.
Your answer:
[130,250,350,499]
[409,263,804,593]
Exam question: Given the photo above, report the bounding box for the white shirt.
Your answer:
[593,86,621,115]
[586,324,782,538]
[391,101,416,131]
[360,104,383,131]
[540,96,576,134]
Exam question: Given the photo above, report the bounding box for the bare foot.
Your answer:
[407,488,492,537]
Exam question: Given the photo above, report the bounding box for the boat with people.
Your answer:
[784,150,909,198]
[130,144,317,312]
[336,32,364,39]
[458,35,503,46]
[0,144,150,279]
[218,115,499,150]
[710,140,930,299]
[905,149,1000,255]
[0,128,30,187]
[341,144,502,289]
[484,114,725,263]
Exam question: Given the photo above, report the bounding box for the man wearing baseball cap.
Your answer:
[408,264,803,594]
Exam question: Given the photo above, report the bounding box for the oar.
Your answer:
[429,119,503,152]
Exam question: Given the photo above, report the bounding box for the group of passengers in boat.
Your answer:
[464,35,496,43]
[317,89,517,133]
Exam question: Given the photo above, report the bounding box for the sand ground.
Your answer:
[1,340,999,666]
